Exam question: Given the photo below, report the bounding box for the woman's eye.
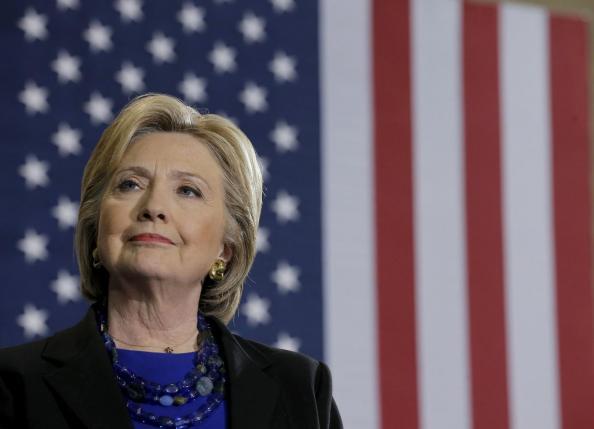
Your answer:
[179,185,202,198]
[117,179,140,192]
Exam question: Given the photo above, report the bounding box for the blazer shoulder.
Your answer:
[0,337,50,374]
[233,334,319,372]
[0,312,89,376]
[230,334,332,393]
[230,334,343,429]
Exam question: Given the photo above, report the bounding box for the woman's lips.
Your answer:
[129,233,174,244]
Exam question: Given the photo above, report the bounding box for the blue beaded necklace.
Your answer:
[93,303,226,428]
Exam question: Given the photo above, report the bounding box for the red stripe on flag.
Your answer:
[373,0,419,428]
[463,4,510,429]
[549,15,594,429]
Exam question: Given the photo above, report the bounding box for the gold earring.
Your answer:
[92,248,101,269]
[209,259,226,281]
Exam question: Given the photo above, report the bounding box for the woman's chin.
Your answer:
[113,258,174,282]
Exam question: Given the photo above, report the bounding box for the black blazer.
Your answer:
[0,307,342,429]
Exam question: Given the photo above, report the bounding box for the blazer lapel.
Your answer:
[42,308,133,429]
[210,318,285,429]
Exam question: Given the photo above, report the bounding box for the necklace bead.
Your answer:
[159,395,174,406]
[196,377,214,396]
[165,384,179,394]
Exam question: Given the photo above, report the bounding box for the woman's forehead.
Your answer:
[120,133,217,171]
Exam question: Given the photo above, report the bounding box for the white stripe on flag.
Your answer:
[411,1,471,429]
[319,1,378,428]
[500,5,561,429]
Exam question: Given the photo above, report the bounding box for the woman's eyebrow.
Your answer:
[115,166,212,191]
[169,170,212,191]
[115,165,151,177]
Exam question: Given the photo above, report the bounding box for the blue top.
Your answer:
[117,349,228,429]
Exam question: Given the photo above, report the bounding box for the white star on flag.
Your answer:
[17,304,49,338]
[271,261,300,294]
[51,270,81,304]
[177,2,206,33]
[238,12,266,43]
[270,0,295,13]
[52,123,82,156]
[51,50,81,83]
[83,21,113,52]
[178,73,207,103]
[269,51,297,83]
[18,8,48,42]
[52,196,79,229]
[56,0,79,10]
[257,155,270,182]
[271,190,300,223]
[19,82,49,115]
[115,0,143,22]
[115,62,145,94]
[19,155,50,188]
[17,229,49,263]
[256,227,270,253]
[209,42,236,73]
[274,332,301,352]
[270,121,299,152]
[241,293,271,326]
[146,32,176,63]
[84,92,113,125]
[239,82,267,113]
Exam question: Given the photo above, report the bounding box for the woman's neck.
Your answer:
[106,281,202,353]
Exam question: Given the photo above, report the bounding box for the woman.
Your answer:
[0,94,342,429]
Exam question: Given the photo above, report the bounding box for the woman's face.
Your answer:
[97,132,230,288]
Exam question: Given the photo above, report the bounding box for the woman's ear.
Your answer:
[218,243,233,263]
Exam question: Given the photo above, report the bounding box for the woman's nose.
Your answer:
[139,207,166,222]
[137,188,168,222]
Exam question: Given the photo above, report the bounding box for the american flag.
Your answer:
[2,1,594,429]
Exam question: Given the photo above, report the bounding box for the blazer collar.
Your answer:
[40,307,283,429]
[209,317,283,429]
[41,307,133,429]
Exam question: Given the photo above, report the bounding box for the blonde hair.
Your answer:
[75,94,263,323]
